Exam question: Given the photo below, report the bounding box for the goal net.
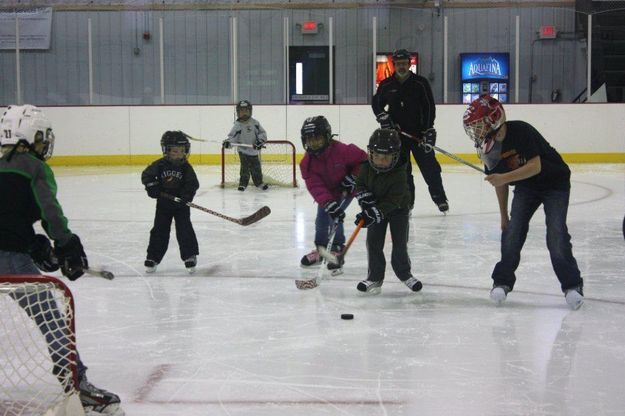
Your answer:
[220,140,298,188]
[0,275,84,416]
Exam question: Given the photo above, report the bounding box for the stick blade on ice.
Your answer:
[239,206,271,226]
[295,278,319,290]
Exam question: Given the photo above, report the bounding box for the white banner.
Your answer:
[0,8,53,50]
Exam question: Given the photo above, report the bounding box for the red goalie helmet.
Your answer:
[463,95,506,153]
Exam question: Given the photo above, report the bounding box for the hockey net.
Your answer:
[221,140,298,188]
[0,275,84,416]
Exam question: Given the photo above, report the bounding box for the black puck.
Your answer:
[341,313,354,320]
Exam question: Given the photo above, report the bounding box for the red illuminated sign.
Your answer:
[301,21,318,35]
[540,25,557,39]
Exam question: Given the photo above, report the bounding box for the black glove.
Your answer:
[340,174,357,194]
[355,206,384,228]
[29,234,59,272]
[376,112,395,130]
[145,180,160,199]
[54,234,88,281]
[223,140,232,149]
[355,190,376,209]
[253,139,264,150]
[324,200,345,222]
[420,128,436,153]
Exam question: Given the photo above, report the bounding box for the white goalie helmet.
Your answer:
[0,104,55,160]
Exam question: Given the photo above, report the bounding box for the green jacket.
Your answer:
[355,160,411,217]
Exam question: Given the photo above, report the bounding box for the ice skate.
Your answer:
[490,285,511,305]
[357,280,382,295]
[79,378,124,415]
[327,250,343,275]
[437,201,449,214]
[300,250,322,268]
[565,286,584,310]
[403,276,423,292]
[237,185,246,192]
[144,259,158,273]
[184,256,197,274]
[257,183,269,191]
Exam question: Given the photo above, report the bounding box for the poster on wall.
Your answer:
[0,8,53,50]
[460,52,509,104]
[375,52,419,92]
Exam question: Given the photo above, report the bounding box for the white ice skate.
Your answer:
[565,286,584,310]
[490,285,511,305]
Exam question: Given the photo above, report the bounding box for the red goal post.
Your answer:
[0,275,84,416]
[220,140,298,188]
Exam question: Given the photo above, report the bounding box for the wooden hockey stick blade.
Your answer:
[86,268,115,280]
[238,205,271,226]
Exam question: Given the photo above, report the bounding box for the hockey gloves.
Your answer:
[145,180,160,199]
[29,234,60,272]
[223,140,232,149]
[355,206,384,228]
[253,139,265,150]
[355,190,376,209]
[324,200,346,222]
[420,128,436,153]
[340,174,357,194]
[376,112,395,130]
[55,234,88,281]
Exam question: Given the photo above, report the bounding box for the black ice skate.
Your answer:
[79,379,124,415]
[300,250,322,267]
[257,183,269,190]
[184,256,197,274]
[402,277,423,292]
[357,280,382,295]
[437,201,449,214]
[237,185,246,192]
[144,259,158,273]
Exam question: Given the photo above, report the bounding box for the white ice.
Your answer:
[43,164,625,415]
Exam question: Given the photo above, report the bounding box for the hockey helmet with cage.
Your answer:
[301,115,332,155]
[236,100,253,120]
[463,96,506,153]
[391,48,411,63]
[367,128,401,173]
[161,130,190,162]
[0,105,55,161]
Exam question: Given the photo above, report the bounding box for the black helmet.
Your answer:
[301,115,332,155]
[161,130,190,159]
[367,128,401,172]
[236,100,252,120]
[392,48,411,62]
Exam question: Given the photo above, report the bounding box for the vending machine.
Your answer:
[460,53,510,103]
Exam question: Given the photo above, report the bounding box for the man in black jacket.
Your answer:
[372,48,448,213]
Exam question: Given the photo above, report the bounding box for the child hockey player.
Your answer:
[353,128,422,294]
[142,131,200,274]
[463,96,584,309]
[223,100,269,191]
[0,104,124,415]
[299,115,367,272]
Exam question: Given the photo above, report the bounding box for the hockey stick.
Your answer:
[295,220,340,290]
[161,193,271,226]
[86,268,115,280]
[319,219,364,266]
[398,131,484,173]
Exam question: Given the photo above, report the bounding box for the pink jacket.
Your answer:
[299,141,368,206]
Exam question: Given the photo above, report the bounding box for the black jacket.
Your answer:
[372,72,436,135]
[141,158,199,202]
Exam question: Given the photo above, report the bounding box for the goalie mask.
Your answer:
[0,105,55,161]
[463,96,506,170]
[368,128,401,173]
[301,115,332,155]
[236,100,252,121]
[161,130,190,164]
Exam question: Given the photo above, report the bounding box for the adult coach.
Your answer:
[372,48,449,213]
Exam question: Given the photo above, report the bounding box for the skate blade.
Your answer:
[329,268,343,276]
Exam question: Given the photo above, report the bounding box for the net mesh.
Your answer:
[0,276,79,416]
[221,140,298,188]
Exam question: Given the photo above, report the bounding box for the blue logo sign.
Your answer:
[461,53,509,81]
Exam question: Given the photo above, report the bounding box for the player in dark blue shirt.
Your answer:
[463,96,584,310]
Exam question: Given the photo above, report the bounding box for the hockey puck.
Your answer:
[340,313,354,320]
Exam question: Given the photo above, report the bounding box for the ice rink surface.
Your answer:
[46,164,624,415]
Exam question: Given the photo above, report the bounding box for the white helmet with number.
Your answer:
[0,104,55,160]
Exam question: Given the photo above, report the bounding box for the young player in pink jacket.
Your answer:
[299,116,368,272]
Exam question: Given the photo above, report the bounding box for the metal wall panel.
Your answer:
[0,5,586,106]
